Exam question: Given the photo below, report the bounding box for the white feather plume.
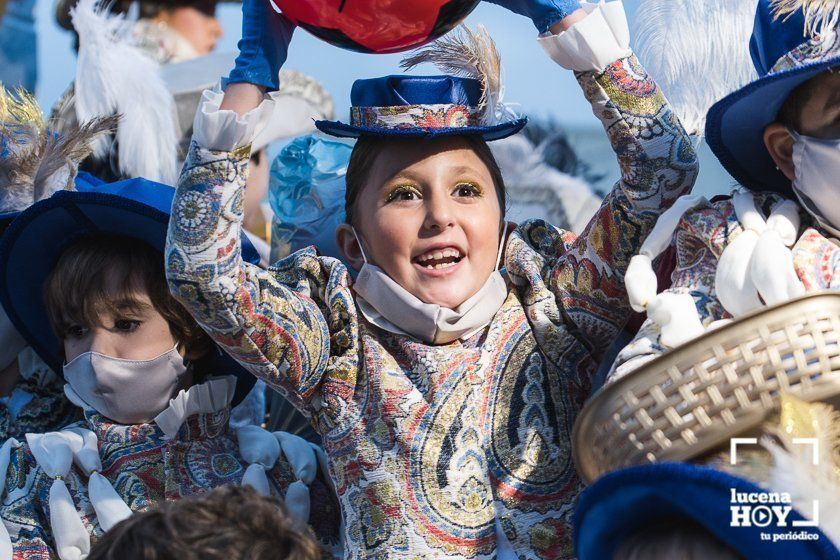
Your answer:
[633,0,760,136]
[762,398,840,547]
[71,0,178,184]
[772,0,840,38]
[400,25,517,126]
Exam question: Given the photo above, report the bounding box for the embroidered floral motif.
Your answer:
[770,32,840,73]
[351,104,481,130]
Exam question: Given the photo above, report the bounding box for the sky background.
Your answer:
[26,0,734,196]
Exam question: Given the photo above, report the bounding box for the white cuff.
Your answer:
[192,85,279,152]
[155,376,237,438]
[538,0,631,72]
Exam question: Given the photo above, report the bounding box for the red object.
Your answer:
[270,0,481,54]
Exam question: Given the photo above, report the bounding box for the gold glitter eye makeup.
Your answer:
[454,182,483,197]
[385,185,422,203]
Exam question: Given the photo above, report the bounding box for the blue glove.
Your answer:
[484,0,581,33]
[227,0,295,91]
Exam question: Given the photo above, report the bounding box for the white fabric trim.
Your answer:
[274,432,318,523]
[237,425,281,497]
[715,192,805,317]
[626,194,708,313]
[236,426,324,524]
[624,194,708,348]
[26,433,90,560]
[62,428,132,532]
[538,0,631,72]
[155,376,237,438]
[192,86,279,152]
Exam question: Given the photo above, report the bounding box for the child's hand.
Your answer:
[227,0,295,91]
[484,0,582,33]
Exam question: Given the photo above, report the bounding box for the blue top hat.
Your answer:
[706,0,840,195]
[574,463,839,560]
[0,178,261,407]
[314,75,527,140]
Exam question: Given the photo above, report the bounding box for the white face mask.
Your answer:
[790,131,840,237]
[0,307,27,372]
[63,344,190,424]
[351,224,509,345]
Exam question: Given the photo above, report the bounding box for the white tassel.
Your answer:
[626,254,657,313]
[237,426,281,497]
[0,438,20,558]
[26,433,90,560]
[70,0,179,184]
[62,428,132,532]
[647,292,705,348]
[275,432,317,485]
[624,194,708,348]
[242,464,271,496]
[716,229,764,316]
[715,191,805,316]
[283,480,311,524]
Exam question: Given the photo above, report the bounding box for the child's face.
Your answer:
[765,70,840,181]
[62,273,179,363]
[338,137,502,309]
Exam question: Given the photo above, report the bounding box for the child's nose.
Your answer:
[423,197,455,231]
[88,329,117,357]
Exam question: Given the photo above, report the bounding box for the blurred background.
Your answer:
[0,0,736,197]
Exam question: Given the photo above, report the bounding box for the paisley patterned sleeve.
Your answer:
[1,443,57,559]
[165,142,331,410]
[546,55,698,366]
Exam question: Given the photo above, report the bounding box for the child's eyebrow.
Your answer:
[110,298,154,313]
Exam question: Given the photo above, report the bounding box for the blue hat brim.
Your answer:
[573,463,839,559]
[313,117,528,141]
[706,56,840,196]
[0,212,16,229]
[0,187,259,407]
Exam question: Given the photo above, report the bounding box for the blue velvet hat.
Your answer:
[0,178,261,406]
[315,75,527,140]
[574,463,840,560]
[706,0,840,195]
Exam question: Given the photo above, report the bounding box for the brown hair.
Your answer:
[44,235,212,361]
[344,136,506,225]
[777,68,838,129]
[87,485,322,560]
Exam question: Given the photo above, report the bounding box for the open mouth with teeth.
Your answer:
[414,248,464,270]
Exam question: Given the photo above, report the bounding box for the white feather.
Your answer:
[400,25,518,126]
[763,436,840,546]
[490,134,601,234]
[633,0,760,136]
[71,0,178,184]
[772,0,840,38]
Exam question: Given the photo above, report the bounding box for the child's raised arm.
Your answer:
[493,0,699,396]
[165,4,331,415]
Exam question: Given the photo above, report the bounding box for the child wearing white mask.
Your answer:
[611,0,840,380]
[0,181,341,559]
[165,0,699,557]
[0,88,114,444]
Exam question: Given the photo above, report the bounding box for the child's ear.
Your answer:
[764,122,796,181]
[335,224,366,271]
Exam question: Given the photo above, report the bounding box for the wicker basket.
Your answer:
[574,292,840,483]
